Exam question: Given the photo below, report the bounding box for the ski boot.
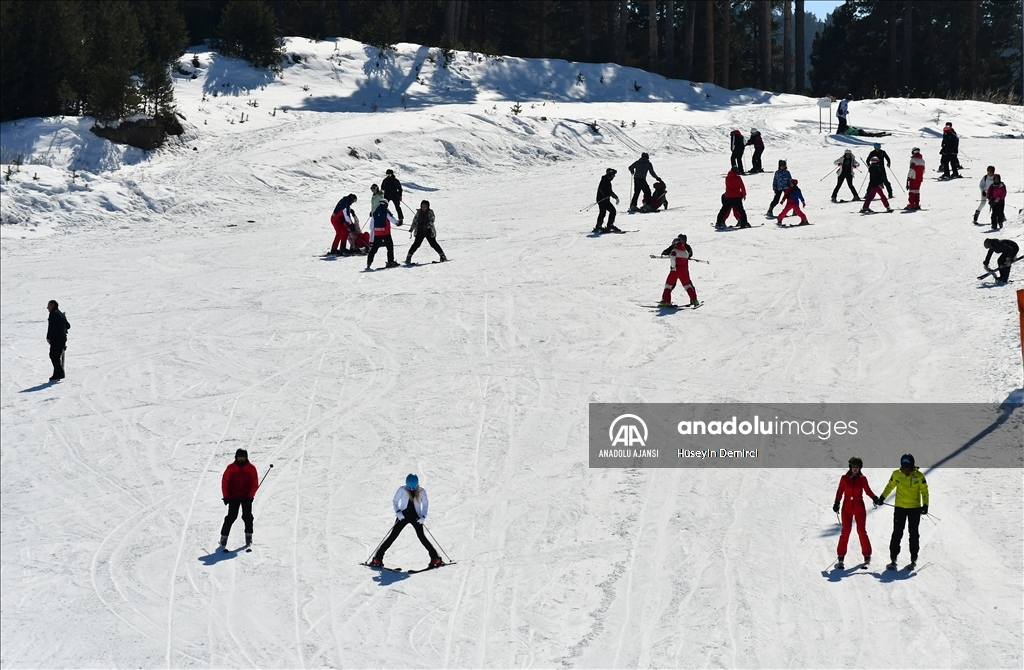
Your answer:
[369,557,383,568]
[836,556,845,570]
[886,559,898,570]
[852,195,862,201]
[885,208,894,213]
[430,557,444,568]
[830,197,839,203]
[218,535,228,551]
[438,254,447,262]
[604,225,621,233]
[245,533,252,547]
[592,225,603,234]
[657,300,674,308]
[385,260,400,268]
[404,256,413,265]
[973,212,979,224]
[863,555,871,567]
[689,299,701,307]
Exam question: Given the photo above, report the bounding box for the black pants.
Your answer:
[49,341,66,379]
[221,499,254,538]
[995,251,1014,282]
[940,154,960,177]
[597,200,616,226]
[889,506,921,562]
[387,196,403,221]
[769,189,784,212]
[630,180,651,210]
[832,174,858,200]
[730,151,744,173]
[408,229,444,260]
[837,116,848,133]
[367,234,395,266]
[716,196,748,226]
[751,147,763,172]
[375,516,439,561]
[991,202,1006,229]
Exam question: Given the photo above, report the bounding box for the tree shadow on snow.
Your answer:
[20,380,58,393]
[197,548,242,565]
[924,398,1021,472]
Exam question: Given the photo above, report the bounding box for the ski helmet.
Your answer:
[873,142,881,149]
[606,168,617,176]
[987,165,995,172]
[405,473,419,489]
[911,147,920,154]
[848,456,863,468]
[641,152,649,160]
[790,179,798,186]
[900,454,915,468]
[235,448,248,459]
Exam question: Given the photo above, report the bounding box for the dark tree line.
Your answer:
[2,1,1020,124]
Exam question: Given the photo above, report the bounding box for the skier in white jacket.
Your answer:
[974,166,997,224]
[369,474,442,568]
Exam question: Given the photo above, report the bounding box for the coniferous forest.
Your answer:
[1,0,1021,124]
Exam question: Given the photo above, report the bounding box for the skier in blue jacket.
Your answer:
[766,160,792,218]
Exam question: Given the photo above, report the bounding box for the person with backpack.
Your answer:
[367,200,401,269]
[219,449,259,550]
[985,172,1006,230]
[830,149,860,202]
[729,129,746,174]
[745,129,765,173]
[329,194,358,256]
[405,200,446,264]
[766,159,792,218]
[861,157,893,213]
[974,166,997,224]
[836,94,850,134]
[904,148,926,211]
[381,169,405,222]
[832,456,878,569]
[866,142,893,198]
[939,126,961,179]
[628,153,660,212]
[658,234,700,308]
[45,300,70,381]
[594,168,621,233]
[368,474,443,569]
[715,168,750,229]
[776,179,809,225]
[983,238,1018,283]
[879,454,929,570]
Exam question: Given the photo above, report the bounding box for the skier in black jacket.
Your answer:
[628,153,660,212]
[983,238,1019,283]
[381,169,404,221]
[830,150,861,202]
[867,143,893,198]
[594,169,621,233]
[46,300,70,381]
[730,130,746,174]
[939,127,961,179]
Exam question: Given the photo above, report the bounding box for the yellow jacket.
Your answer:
[880,468,929,508]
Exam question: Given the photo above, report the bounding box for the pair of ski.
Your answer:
[977,256,1020,281]
[589,228,637,235]
[642,301,703,310]
[857,209,895,215]
[713,223,764,230]
[361,561,456,574]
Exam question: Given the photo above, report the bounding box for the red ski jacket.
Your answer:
[834,471,877,511]
[724,170,746,198]
[222,462,259,499]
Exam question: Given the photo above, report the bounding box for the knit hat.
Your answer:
[235,449,248,459]
[790,179,798,186]
[606,168,616,176]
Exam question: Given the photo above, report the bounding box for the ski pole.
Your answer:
[581,197,609,212]
[835,511,841,526]
[648,255,710,264]
[254,463,274,493]
[819,166,838,181]
[423,524,453,563]
[368,520,398,562]
[887,165,905,193]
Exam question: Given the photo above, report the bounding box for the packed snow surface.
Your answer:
[2,38,1022,668]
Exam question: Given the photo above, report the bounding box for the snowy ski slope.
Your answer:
[2,38,1023,669]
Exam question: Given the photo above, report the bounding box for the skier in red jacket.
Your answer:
[832,456,880,569]
[220,448,259,550]
[715,168,750,228]
[904,148,925,211]
[658,234,700,308]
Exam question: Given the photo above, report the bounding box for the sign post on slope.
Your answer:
[818,98,833,134]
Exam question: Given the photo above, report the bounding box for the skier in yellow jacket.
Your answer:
[879,453,929,569]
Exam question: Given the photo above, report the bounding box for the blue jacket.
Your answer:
[785,186,805,205]
[772,169,792,191]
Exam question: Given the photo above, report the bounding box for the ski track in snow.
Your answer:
[2,37,1023,669]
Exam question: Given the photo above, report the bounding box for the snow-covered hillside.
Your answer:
[1,38,1022,668]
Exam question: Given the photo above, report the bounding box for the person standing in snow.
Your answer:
[729,129,746,173]
[746,128,765,173]
[879,454,929,569]
[939,125,961,179]
[45,300,70,381]
[832,456,878,569]
[776,179,809,225]
[658,234,700,308]
[367,200,401,269]
[369,473,442,569]
[628,152,660,212]
[766,160,792,218]
[330,193,358,256]
[866,142,893,198]
[983,238,1018,283]
[904,148,925,211]
[830,149,860,202]
[987,173,1007,230]
[594,168,621,233]
[836,94,850,134]
[861,157,893,213]
[369,183,385,213]
[944,122,964,172]
[974,166,997,224]
[220,448,259,550]
[406,200,446,264]
[716,168,750,228]
[381,169,405,222]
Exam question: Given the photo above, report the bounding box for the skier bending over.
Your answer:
[716,168,749,228]
[746,129,765,173]
[832,456,880,569]
[406,200,446,264]
[594,168,621,233]
[861,157,893,213]
[658,234,700,308]
[986,173,1007,230]
[767,160,792,218]
[628,153,660,212]
[776,179,809,225]
[369,474,442,569]
[879,454,929,570]
[974,166,996,224]
[904,148,925,211]
[983,238,1019,283]
[830,149,860,202]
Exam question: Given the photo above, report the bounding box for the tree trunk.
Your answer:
[720,1,729,88]
[968,0,978,93]
[902,0,912,92]
[318,0,326,38]
[476,0,487,46]
[444,0,457,40]
[665,0,675,77]
[783,0,791,92]
[759,0,771,91]
[795,0,804,92]
[682,0,695,79]
[705,0,715,84]
[618,0,628,65]
[460,0,470,43]
[583,0,592,60]
[400,0,409,40]
[888,8,897,95]
[649,0,659,73]
[540,0,548,57]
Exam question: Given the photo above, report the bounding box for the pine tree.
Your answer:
[217,0,283,69]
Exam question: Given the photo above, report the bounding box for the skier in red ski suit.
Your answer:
[832,456,880,567]
[904,148,925,211]
[659,235,700,307]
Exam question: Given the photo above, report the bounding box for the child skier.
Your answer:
[406,200,446,264]
[904,148,925,211]
[746,129,765,173]
[641,180,668,212]
[776,179,809,225]
[369,474,442,569]
[987,174,1007,230]
[974,166,996,224]
[715,168,750,228]
[830,149,860,202]
[628,153,661,212]
[658,234,700,308]
[832,456,879,569]
[866,142,893,198]
[367,201,401,269]
[861,157,893,213]
[767,159,792,218]
[594,168,621,233]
